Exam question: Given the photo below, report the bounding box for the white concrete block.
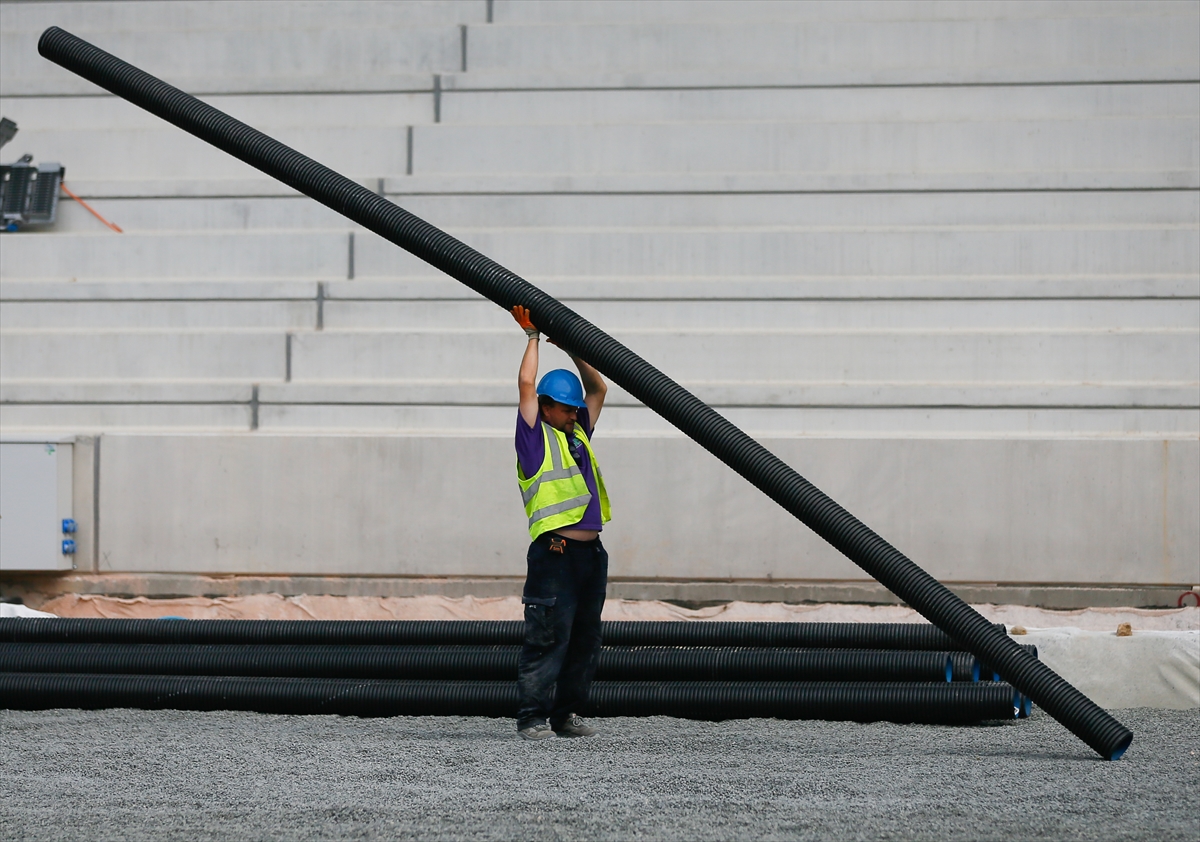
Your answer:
[255,403,1197,438]
[0,280,321,301]
[1,382,252,403]
[392,190,1200,230]
[412,119,1198,179]
[0,330,286,380]
[2,26,459,96]
[254,380,1199,412]
[39,191,1200,233]
[329,273,1200,301]
[0,402,252,433]
[0,1,485,33]
[7,125,410,185]
[321,298,1200,331]
[496,1,1190,25]
[388,169,1198,194]
[90,433,1200,585]
[45,196,353,233]
[0,232,349,280]
[0,92,432,131]
[288,328,1199,384]
[353,225,1199,278]
[1,300,317,330]
[462,15,1200,84]
[441,83,1199,125]
[46,177,313,200]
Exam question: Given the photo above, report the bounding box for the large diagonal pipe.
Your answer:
[36,26,1131,759]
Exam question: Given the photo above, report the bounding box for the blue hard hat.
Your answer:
[536,369,586,407]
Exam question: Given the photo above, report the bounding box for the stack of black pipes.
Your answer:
[0,618,1033,724]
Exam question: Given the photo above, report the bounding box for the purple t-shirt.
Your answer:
[516,406,603,532]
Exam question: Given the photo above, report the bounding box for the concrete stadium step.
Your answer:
[3,125,411,189]
[0,93,432,131]
[3,272,1193,305]
[353,225,1198,279]
[408,119,1197,181]
[46,197,353,233]
[329,274,1199,300]
[0,330,286,380]
[0,0,485,32]
[494,1,1186,25]
[440,83,1198,125]
[46,166,1200,199]
[0,280,322,301]
[6,327,1191,388]
[254,405,1200,437]
[284,329,1199,384]
[0,92,429,191]
[1,231,352,280]
[1,19,463,96]
[317,299,1200,332]
[5,380,1193,412]
[457,13,1198,87]
[4,400,1191,437]
[40,191,1200,234]
[8,224,1192,283]
[0,300,318,330]
[388,169,1194,193]
[28,119,1196,197]
[1,382,252,403]
[0,402,252,432]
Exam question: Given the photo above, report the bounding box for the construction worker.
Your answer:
[510,305,611,740]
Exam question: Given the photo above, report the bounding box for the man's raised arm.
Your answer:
[512,305,540,428]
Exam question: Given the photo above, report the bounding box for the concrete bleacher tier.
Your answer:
[0,0,1196,594]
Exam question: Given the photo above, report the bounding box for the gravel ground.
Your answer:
[1,707,1196,841]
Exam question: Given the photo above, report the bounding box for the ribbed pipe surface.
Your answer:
[0,618,992,650]
[977,645,1040,681]
[0,673,1016,722]
[948,652,977,682]
[36,26,1131,759]
[0,644,955,683]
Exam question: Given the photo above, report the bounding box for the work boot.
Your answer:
[553,714,597,738]
[518,722,556,740]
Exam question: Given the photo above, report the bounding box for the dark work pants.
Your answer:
[516,532,608,730]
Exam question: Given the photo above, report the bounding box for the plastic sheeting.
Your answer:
[1019,628,1199,710]
[34,593,1200,630]
[0,604,56,619]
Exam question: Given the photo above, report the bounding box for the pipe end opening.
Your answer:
[1108,735,1133,761]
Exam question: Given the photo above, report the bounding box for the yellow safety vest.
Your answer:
[517,421,611,541]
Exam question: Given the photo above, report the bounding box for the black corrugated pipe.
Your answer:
[0,618,999,650]
[0,673,1017,723]
[949,652,977,682]
[0,644,956,683]
[35,26,1131,760]
[977,644,1039,682]
[606,621,994,650]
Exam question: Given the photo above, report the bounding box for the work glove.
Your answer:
[511,305,539,339]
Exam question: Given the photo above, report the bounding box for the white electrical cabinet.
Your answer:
[0,440,75,571]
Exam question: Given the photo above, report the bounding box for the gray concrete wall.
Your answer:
[86,433,1198,585]
[0,1,1196,587]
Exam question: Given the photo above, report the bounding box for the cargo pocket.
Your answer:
[522,595,557,649]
